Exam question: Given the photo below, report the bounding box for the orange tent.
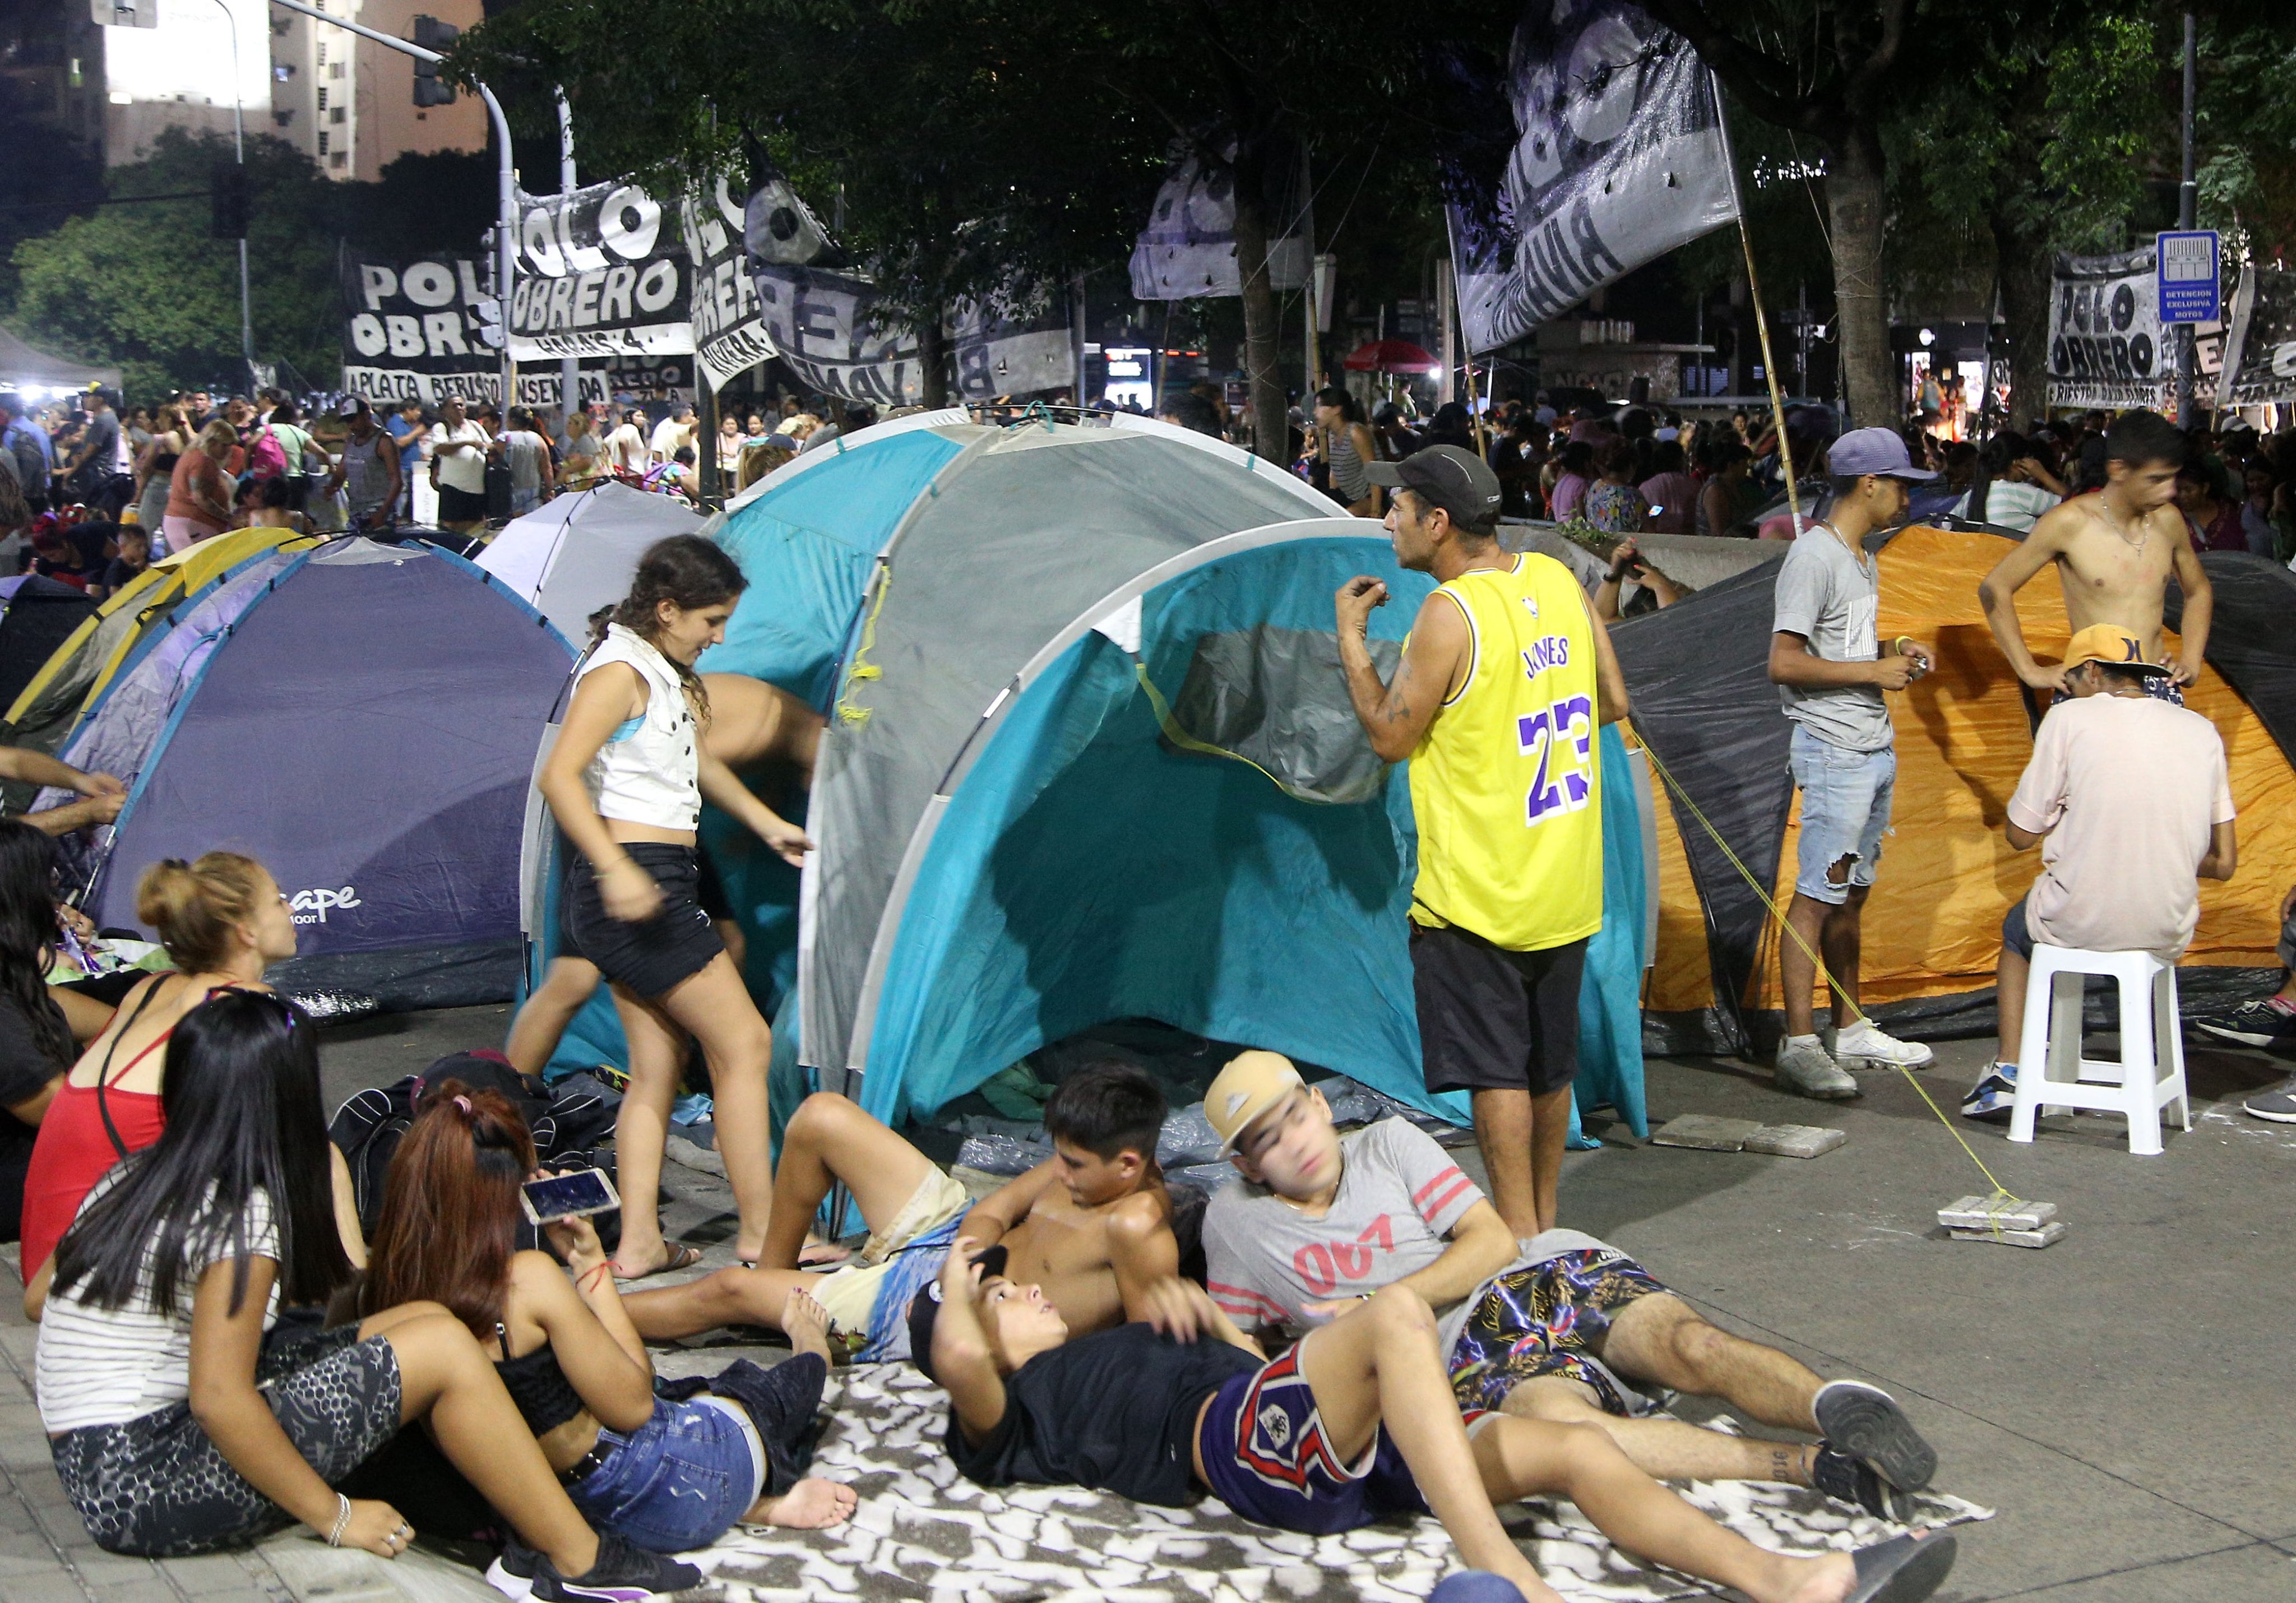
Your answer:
[1618,525,2294,1052]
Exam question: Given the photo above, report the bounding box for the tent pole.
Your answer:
[1710,76,1802,536]
[1452,258,1487,458]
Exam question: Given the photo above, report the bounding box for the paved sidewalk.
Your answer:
[2,1004,2292,1600]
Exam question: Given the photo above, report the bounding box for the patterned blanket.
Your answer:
[671,1359,1992,1602]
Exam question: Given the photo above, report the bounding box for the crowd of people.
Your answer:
[7,372,2296,1601]
[0,384,868,574]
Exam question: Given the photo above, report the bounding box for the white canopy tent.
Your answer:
[476,481,701,642]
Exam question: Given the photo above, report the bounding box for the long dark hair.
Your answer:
[52,990,348,1318]
[360,1080,535,1339]
[599,534,746,719]
[0,821,73,1071]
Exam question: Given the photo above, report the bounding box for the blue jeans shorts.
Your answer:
[1788,724,1895,906]
[2002,896,2035,961]
[572,1394,763,1553]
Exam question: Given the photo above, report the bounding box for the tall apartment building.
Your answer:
[94,0,483,180]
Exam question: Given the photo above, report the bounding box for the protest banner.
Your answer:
[1441,0,1738,354]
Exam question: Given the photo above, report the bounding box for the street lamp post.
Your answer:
[556,86,580,421]
[264,0,516,410]
[207,0,256,393]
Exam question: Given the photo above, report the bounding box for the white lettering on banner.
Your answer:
[522,206,565,277]
[1444,1,1738,354]
[358,264,399,309]
[598,186,660,260]
[386,317,424,358]
[289,886,362,926]
[349,314,387,357]
[557,205,607,274]
[401,261,457,309]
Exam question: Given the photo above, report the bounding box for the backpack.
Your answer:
[247,426,289,481]
[330,1050,572,1235]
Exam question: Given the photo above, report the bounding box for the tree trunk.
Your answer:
[1826,121,1893,428]
[1992,211,2052,431]
[1229,146,1288,462]
[917,316,950,409]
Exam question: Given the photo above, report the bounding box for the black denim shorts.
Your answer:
[562,842,725,999]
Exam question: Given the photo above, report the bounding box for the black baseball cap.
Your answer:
[906,1244,1006,1381]
[1364,444,1503,531]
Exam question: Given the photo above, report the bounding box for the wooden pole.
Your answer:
[1711,78,1802,534]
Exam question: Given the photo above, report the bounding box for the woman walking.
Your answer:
[363,1083,853,1556]
[34,992,702,1599]
[132,405,193,554]
[536,536,811,1278]
[165,421,237,548]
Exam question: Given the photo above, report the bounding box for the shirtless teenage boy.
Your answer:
[620,1063,1177,1360]
[1978,409,2212,703]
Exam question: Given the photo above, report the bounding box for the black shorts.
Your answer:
[695,845,734,923]
[562,843,724,998]
[1412,922,1585,1096]
[436,483,488,523]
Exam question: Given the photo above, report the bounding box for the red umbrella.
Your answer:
[1342,339,1442,375]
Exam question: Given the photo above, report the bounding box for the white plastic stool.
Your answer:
[2008,944,2190,1156]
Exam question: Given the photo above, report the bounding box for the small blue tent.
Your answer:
[47,538,573,1007]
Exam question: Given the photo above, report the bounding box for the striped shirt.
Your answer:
[36,1183,281,1434]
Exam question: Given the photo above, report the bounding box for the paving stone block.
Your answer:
[90,1581,201,1603]
[1649,1114,1762,1151]
[4,1571,92,1602]
[1743,1124,1847,1158]
[165,1551,269,1593]
[258,1530,504,1603]
[1937,1196,2058,1232]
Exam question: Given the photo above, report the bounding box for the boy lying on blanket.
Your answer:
[911,1243,1955,1603]
[622,1064,1178,1361]
[1201,1051,1938,1519]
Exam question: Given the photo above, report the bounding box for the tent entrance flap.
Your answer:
[1158,625,1402,805]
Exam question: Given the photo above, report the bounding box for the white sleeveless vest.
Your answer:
[578,624,701,831]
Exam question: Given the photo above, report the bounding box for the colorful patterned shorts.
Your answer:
[1447,1248,1668,1416]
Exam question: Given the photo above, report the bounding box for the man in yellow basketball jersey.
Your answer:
[1337,445,1629,1238]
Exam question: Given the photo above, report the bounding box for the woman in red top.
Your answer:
[19,851,361,1317]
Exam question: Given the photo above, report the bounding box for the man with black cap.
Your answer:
[1767,428,1939,1100]
[1335,444,1629,1241]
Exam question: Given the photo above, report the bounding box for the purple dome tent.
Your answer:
[42,539,573,1008]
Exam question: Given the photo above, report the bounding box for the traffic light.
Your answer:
[210,161,251,240]
[411,15,458,106]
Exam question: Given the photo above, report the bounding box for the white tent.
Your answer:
[476,481,701,642]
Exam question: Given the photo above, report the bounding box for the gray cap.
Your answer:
[1364,444,1504,529]
[1827,427,1937,481]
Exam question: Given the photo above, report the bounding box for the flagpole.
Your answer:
[1709,74,1802,535]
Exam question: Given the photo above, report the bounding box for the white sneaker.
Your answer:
[1830,1020,1935,1070]
[1775,1035,1860,1100]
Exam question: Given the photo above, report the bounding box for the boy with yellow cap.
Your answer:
[1200,1050,1939,1519]
[1962,623,2237,1121]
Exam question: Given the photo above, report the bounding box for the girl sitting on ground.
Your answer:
[34,992,703,1600]
[361,1083,854,1558]
[535,535,811,1278]
[20,852,363,1318]
[0,821,117,1250]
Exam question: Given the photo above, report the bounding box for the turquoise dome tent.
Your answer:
[521,411,1649,1150]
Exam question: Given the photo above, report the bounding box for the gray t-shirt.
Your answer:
[502,430,548,493]
[1771,523,1891,752]
[1202,1116,1615,1359]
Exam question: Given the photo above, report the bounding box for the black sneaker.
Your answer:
[1813,1442,1916,1522]
[2193,998,2296,1051]
[1813,1379,1936,1493]
[486,1540,540,1601]
[531,1533,709,1602]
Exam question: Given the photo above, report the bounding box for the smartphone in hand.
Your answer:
[520,1168,621,1226]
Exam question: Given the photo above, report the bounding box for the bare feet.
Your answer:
[798,1234,850,1267]
[740,1476,857,1530]
[780,1287,833,1362]
[1492,1559,1566,1603]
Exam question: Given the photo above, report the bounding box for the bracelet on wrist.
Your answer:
[326,1494,352,1547]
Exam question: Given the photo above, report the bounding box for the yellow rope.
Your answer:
[1131,661,1302,796]
[834,567,891,727]
[1633,731,2025,1217]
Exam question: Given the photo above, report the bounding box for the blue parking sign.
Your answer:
[2156,231,2220,324]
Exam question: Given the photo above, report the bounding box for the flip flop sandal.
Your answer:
[612,1241,704,1281]
[1846,1532,1957,1603]
[1815,1379,1938,1491]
